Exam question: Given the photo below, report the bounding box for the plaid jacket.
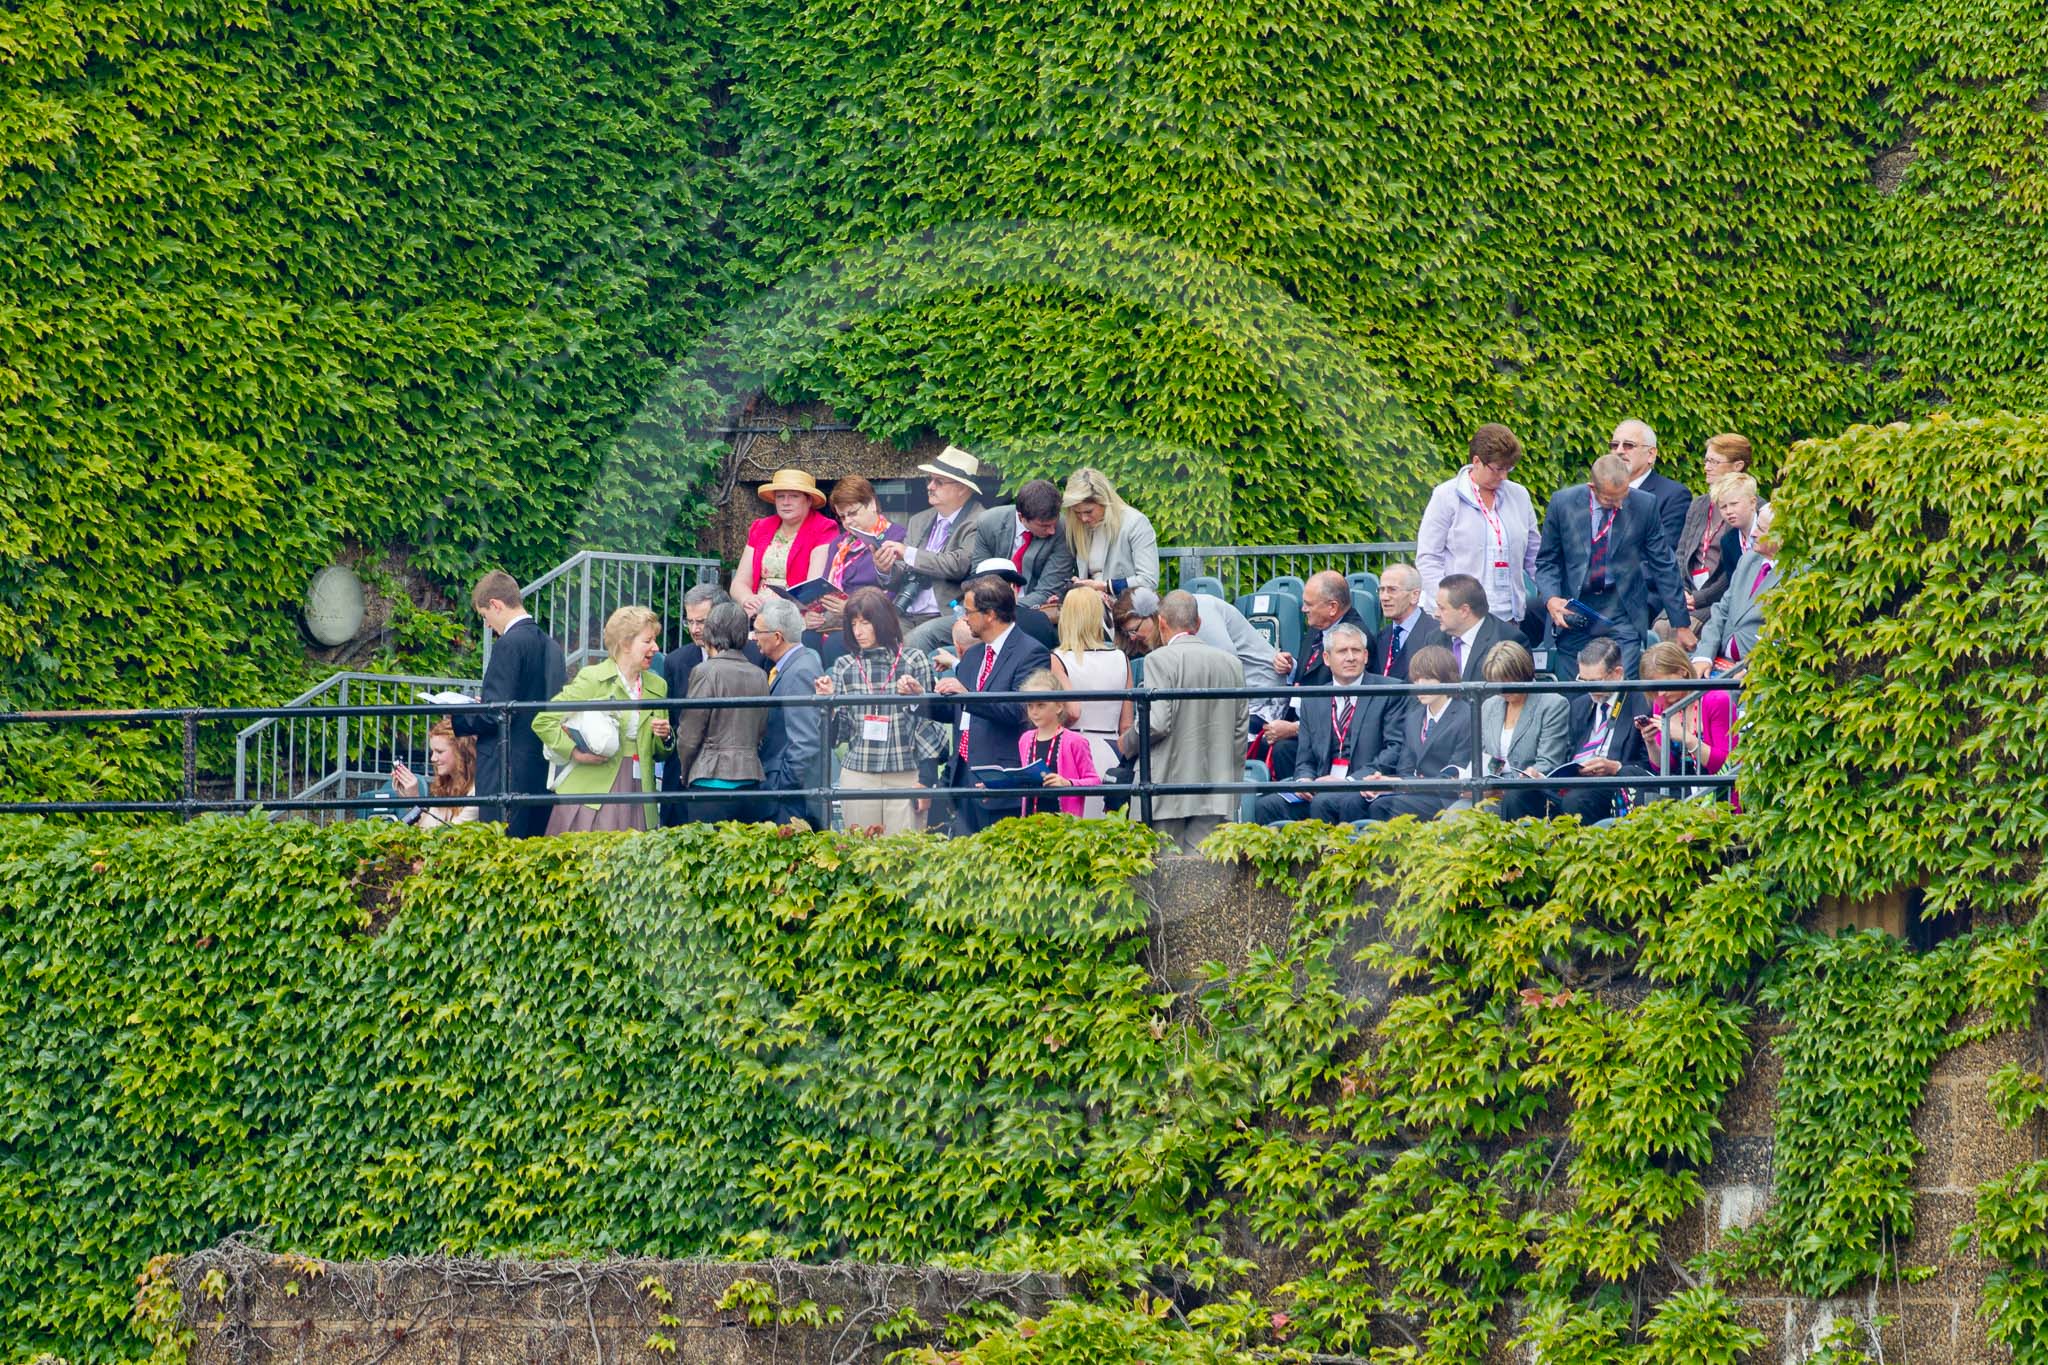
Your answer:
[828,646,947,772]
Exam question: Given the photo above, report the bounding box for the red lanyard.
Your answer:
[1332,696,1357,749]
[1589,491,1616,548]
[854,648,903,693]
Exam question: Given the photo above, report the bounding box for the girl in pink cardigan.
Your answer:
[1018,670,1102,818]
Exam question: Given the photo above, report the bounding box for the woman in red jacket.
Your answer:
[731,468,839,616]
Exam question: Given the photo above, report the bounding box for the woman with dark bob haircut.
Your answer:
[669,601,771,823]
[814,587,944,833]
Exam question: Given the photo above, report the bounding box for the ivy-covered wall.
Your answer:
[5,0,2048,758]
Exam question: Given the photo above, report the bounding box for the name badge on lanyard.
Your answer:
[1480,499,1514,603]
[858,650,902,745]
[1330,700,1356,780]
[862,715,891,743]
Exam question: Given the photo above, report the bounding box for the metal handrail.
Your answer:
[1159,542,1418,595]
[12,676,1742,822]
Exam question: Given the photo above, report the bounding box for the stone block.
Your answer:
[1917,1080,1961,1190]
[1898,1190,1996,1300]
[1704,1134,1775,1188]
[1717,1035,1783,1138]
[1936,1022,2031,1080]
[1945,1078,2041,1188]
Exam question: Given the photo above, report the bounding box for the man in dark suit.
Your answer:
[1501,637,1648,822]
[1613,418,1691,554]
[912,573,1052,834]
[452,570,567,837]
[752,597,828,829]
[1258,571,1374,779]
[1370,562,1444,680]
[1349,644,1474,824]
[968,479,1076,616]
[1255,624,1403,824]
[1435,573,1515,682]
[877,446,989,655]
[659,584,768,827]
[1534,454,1689,679]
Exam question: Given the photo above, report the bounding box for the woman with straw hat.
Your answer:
[731,468,839,617]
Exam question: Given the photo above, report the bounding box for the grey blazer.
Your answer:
[1071,507,1160,593]
[1693,549,1780,663]
[886,499,985,614]
[970,504,1078,607]
[1119,635,1248,822]
[1480,691,1573,775]
[670,652,768,784]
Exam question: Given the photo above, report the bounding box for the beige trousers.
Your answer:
[836,766,922,835]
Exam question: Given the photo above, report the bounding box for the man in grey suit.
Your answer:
[967,479,1075,615]
[1119,591,1249,853]
[1691,504,1780,673]
[1255,623,1401,824]
[875,445,988,654]
[1534,454,1689,679]
[752,597,827,829]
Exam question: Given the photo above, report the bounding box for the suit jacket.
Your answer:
[1370,610,1444,680]
[1480,691,1573,775]
[453,617,566,817]
[1071,507,1160,592]
[1534,484,1688,635]
[970,505,1078,608]
[1694,550,1780,664]
[1565,690,1650,768]
[759,645,827,823]
[1293,682,1404,780]
[1453,614,1518,682]
[660,640,767,795]
[1638,470,1692,553]
[1119,634,1248,822]
[670,652,769,786]
[1390,700,1475,780]
[1676,494,1729,583]
[885,498,985,614]
[926,626,1053,768]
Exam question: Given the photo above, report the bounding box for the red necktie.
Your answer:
[1012,531,1032,570]
[959,645,1000,759]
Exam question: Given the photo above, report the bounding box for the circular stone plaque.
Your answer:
[302,565,366,647]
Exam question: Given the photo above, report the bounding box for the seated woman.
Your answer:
[804,476,908,654]
[669,601,770,824]
[814,588,941,834]
[1049,585,1132,818]
[391,720,479,828]
[731,469,839,617]
[1637,640,1736,803]
[1478,641,1573,820]
[1062,467,1160,597]
[534,604,672,835]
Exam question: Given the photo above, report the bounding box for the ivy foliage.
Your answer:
[0,0,726,786]
[1739,410,2048,916]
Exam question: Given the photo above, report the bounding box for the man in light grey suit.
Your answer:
[1119,591,1249,854]
[877,446,989,654]
[1691,504,1780,673]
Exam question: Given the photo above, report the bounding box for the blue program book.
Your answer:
[970,760,1050,790]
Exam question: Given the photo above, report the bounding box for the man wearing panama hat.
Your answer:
[874,445,991,655]
[731,468,840,617]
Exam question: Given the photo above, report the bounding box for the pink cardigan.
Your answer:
[744,510,839,591]
[1018,727,1102,816]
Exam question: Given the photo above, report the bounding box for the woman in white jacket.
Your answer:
[1416,424,1542,625]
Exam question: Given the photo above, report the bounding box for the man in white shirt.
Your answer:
[1613,418,1690,553]
[1435,574,1514,683]
[1372,563,1444,680]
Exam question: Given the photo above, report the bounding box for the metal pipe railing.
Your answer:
[4,676,1741,821]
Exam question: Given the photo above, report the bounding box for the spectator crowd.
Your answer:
[421,422,1773,848]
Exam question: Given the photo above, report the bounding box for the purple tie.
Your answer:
[925,515,951,551]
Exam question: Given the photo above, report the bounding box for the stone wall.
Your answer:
[180,856,2041,1363]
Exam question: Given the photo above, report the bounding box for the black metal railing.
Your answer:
[0,675,1741,823]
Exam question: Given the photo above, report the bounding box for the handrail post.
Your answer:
[336,675,351,812]
[497,699,513,821]
[1135,687,1154,826]
[578,554,593,669]
[1468,686,1487,809]
[181,712,200,822]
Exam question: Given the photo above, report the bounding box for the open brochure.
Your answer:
[416,688,477,705]
[970,760,1050,790]
[769,579,845,607]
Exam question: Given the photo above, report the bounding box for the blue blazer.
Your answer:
[925,628,1053,767]
[1534,484,1689,635]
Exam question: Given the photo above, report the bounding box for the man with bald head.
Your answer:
[1534,453,1688,678]
[1611,418,1690,553]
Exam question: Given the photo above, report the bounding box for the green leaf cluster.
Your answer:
[1739,410,2048,916]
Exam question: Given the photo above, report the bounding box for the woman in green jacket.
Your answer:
[534,604,672,834]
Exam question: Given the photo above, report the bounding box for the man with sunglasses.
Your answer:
[1610,419,1691,553]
